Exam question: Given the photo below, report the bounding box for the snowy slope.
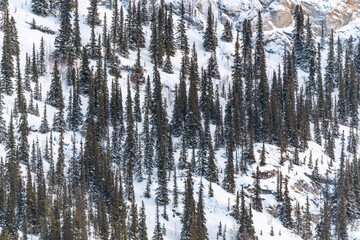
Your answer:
[3,0,360,239]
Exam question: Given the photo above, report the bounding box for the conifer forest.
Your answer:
[0,0,360,239]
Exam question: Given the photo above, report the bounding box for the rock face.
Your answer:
[167,0,360,35]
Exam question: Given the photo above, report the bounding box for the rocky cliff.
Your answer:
[166,0,360,35]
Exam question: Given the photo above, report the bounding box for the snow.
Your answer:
[3,0,360,239]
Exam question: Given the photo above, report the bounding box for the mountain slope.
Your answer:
[0,0,359,239]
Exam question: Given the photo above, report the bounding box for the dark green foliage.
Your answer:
[54,0,72,60]
[164,4,175,56]
[87,0,101,26]
[292,5,304,68]
[0,92,6,144]
[73,0,82,57]
[176,0,189,53]
[1,9,14,95]
[124,80,135,200]
[222,97,235,193]
[180,169,196,240]
[221,20,233,42]
[46,60,64,109]
[152,204,164,240]
[139,201,148,240]
[325,29,336,92]
[39,104,50,133]
[79,47,92,95]
[279,178,292,228]
[253,167,263,212]
[196,181,209,239]
[203,5,217,52]
[31,0,48,16]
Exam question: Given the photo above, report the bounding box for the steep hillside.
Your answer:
[0,0,359,240]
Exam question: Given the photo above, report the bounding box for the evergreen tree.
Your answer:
[279,178,292,228]
[39,104,50,133]
[141,0,148,25]
[253,166,263,212]
[164,4,175,56]
[152,204,164,240]
[176,0,188,52]
[149,3,159,64]
[294,202,302,236]
[292,5,304,67]
[68,73,84,131]
[23,53,31,91]
[137,200,148,240]
[124,80,135,200]
[260,142,266,166]
[173,167,179,207]
[54,0,72,60]
[222,98,235,193]
[18,110,30,165]
[303,196,312,239]
[325,29,336,92]
[39,37,46,76]
[87,0,101,25]
[1,9,14,95]
[79,47,92,95]
[163,43,173,74]
[46,60,63,109]
[134,1,145,48]
[73,0,82,57]
[196,181,209,239]
[303,16,315,72]
[180,169,196,240]
[0,92,6,144]
[203,5,217,52]
[118,6,129,57]
[316,200,330,240]
[221,19,233,42]
[129,195,139,240]
[31,0,48,16]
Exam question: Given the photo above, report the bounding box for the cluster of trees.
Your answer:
[0,0,356,239]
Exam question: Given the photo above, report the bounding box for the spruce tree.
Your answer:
[23,53,31,91]
[292,5,304,67]
[196,181,209,239]
[139,201,148,240]
[222,97,235,193]
[253,166,263,212]
[176,0,188,52]
[279,178,293,228]
[54,0,72,60]
[46,60,63,109]
[124,80,135,200]
[324,29,336,92]
[31,0,48,16]
[203,5,217,52]
[39,37,46,76]
[1,9,14,95]
[303,196,312,239]
[180,168,196,240]
[152,204,164,240]
[221,19,233,42]
[18,109,30,165]
[87,0,101,26]
[129,195,140,240]
[73,0,82,57]
[141,0,148,25]
[0,92,6,144]
[164,4,175,56]
[39,104,50,133]
[79,47,92,95]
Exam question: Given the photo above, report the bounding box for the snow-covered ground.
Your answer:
[3,0,360,239]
